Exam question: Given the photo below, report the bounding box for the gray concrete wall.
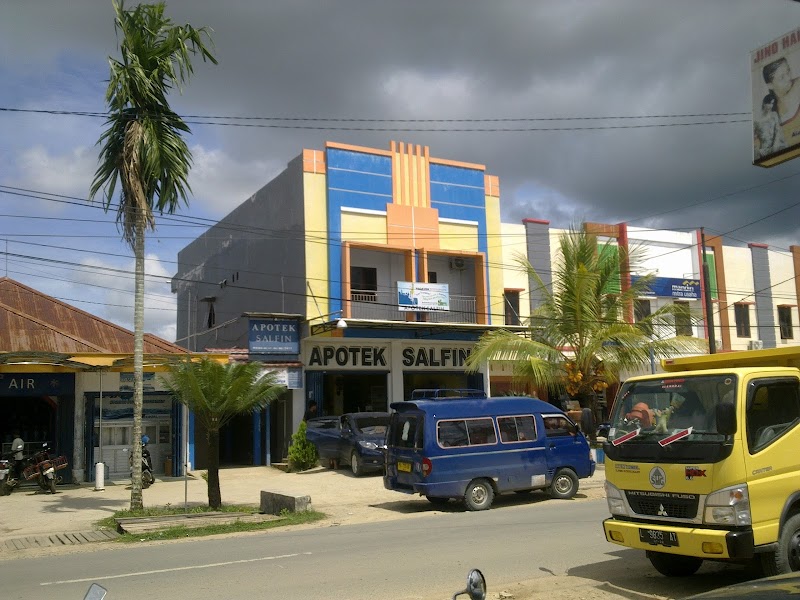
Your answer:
[750,244,777,348]
[173,154,306,351]
[524,219,552,314]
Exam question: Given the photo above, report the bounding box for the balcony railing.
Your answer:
[350,290,477,324]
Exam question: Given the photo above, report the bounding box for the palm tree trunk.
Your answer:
[207,427,222,509]
[130,209,145,510]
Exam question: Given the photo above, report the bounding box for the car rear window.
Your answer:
[389,413,422,448]
[354,416,389,435]
[497,415,536,442]
[437,418,497,447]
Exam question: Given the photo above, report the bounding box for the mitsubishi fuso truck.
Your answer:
[602,346,800,577]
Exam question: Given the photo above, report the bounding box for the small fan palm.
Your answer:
[162,358,285,509]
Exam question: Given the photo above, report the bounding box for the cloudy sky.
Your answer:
[2,0,800,341]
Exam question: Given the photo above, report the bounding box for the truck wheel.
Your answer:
[463,479,494,511]
[350,451,363,477]
[761,513,800,576]
[549,468,578,499]
[646,551,703,577]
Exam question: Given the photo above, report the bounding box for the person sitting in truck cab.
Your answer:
[669,390,707,430]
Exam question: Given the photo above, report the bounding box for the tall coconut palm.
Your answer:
[162,358,285,509]
[90,1,216,510]
[465,226,707,424]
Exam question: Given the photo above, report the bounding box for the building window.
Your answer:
[504,290,521,326]
[351,266,377,302]
[428,271,437,283]
[634,299,652,337]
[735,303,751,338]
[779,306,794,340]
[674,301,692,336]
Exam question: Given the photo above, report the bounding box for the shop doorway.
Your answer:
[321,372,389,415]
[0,396,57,456]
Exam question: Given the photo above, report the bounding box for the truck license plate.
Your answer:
[397,461,412,473]
[639,528,679,547]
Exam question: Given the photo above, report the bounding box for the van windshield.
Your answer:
[388,413,421,449]
[607,374,735,445]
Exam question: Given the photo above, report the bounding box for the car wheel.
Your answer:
[761,513,800,576]
[549,468,578,499]
[463,479,494,511]
[646,551,702,577]
[426,496,449,505]
[350,451,363,477]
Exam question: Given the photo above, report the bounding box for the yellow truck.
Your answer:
[602,346,800,577]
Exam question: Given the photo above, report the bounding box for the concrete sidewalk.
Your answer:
[0,463,606,555]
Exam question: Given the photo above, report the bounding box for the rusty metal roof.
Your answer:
[0,277,186,355]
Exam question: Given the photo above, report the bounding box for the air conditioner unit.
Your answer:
[748,340,764,350]
[449,257,467,270]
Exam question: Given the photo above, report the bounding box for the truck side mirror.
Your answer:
[716,402,737,436]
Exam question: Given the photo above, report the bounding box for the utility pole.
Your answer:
[701,228,717,354]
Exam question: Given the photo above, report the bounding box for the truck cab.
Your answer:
[603,346,800,577]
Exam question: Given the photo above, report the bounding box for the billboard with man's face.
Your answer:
[752,27,800,167]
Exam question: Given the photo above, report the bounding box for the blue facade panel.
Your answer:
[327,148,393,316]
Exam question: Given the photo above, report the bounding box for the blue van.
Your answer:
[383,392,596,510]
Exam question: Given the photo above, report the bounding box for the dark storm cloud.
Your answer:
[4,0,800,248]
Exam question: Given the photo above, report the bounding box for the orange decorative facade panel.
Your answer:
[386,204,440,251]
[484,174,500,197]
[302,149,326,174]
[390,141,430,208]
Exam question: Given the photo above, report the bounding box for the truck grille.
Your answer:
[625,490,699,519]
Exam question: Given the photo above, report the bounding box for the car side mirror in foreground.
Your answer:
[452,569,486,600]
[84,584,107,600]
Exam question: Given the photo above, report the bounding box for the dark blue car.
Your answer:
[306,412,390,476]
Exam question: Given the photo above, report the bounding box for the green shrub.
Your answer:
[287,421,318,472]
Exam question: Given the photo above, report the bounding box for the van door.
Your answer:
[496,414,547,490]
[541,413,585,477]
[385,410,424,491]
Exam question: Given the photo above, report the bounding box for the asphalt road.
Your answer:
[0,499,760,600]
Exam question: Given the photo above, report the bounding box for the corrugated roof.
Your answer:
[0,277,185,354]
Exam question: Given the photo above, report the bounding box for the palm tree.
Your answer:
[90,1,216,510]
[162,358,285,509]
[465,226,706,425]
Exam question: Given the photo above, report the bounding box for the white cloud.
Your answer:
[66,254,177,342]
[188,144,284,216]
[12,145,96,200]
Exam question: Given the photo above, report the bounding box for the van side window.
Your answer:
[438,420,469,447]
[746,379,800,453]
[543,415,577,437]
[498,415,536,442]
[437,418,496,447]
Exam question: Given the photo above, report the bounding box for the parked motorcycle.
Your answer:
[129,436,155,489]
[0,454,20,496]
[22,442,68,494]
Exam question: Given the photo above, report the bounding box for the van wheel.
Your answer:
[761,513,800,576]
[463,479,494,511]
[646,551,702,577]
[549,468,578,499]
[350,451,363,477]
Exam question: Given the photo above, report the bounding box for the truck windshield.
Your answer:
[607,374,736,445]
